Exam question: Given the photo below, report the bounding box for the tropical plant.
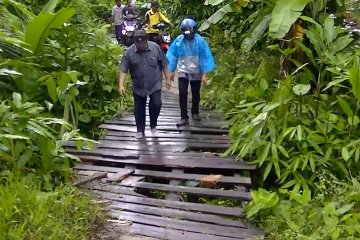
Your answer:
[224,16,360,191]
[0,93,92,187]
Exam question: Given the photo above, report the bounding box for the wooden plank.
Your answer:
[100,124,228,134]
[120,176,145,187]
[109,201,245,228]
[133,169,252,186]
[76,170,100,176]
[105,131,229,140]
[106,169,134,182]
[74,164,127,173]
[67,148,140,159]
[103,135,230,144]
[166,169,183,201]
[111,210,262,239]
[65,141,188,153]
[93,191,243,216]
[135,182,251,201]
[88,182,146,197]
[98,140,228,149]
[73,154,256,171]
[73,172,107,186]
[105,120,227,129]
[128,223,242,240]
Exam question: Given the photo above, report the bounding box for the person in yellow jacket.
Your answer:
[144,1,170,44]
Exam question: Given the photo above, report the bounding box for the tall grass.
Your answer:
[0,175,103,240]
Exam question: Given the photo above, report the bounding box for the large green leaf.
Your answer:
[205,0,226,5]
[241,14,271,52]
[24,7,76,53]
[41,0,60,14]
[199,1,247,31]
[349,57,360,100]
[269,0,312,39]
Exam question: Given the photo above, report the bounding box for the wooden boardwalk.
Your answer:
[68,91,263,240]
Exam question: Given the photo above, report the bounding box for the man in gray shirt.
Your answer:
[119,30,172,139]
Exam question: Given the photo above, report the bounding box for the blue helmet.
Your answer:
[180,18,196,39]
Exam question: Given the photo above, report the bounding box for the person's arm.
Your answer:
[110,8,115,24]
[159,12,170,24]
[119,72,127,95]
[118,52,130,95]
[143,12,150,26]
[165,39,178,80]
[198,37,216,86]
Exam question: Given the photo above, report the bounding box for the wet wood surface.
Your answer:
[69,91,263,239]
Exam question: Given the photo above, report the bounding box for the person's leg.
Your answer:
[115,25,122,44]
[190,80,201,120]
[149,90,162,131]
[133,92,147,135]
[178,77,190,125]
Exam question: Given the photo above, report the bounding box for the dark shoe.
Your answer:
[192,114,201,121]
[177,118,189,126]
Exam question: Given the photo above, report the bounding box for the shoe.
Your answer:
[177,118,189,126]
[151,128,158,136]
[135,132,145,139]
[192,114,201,121]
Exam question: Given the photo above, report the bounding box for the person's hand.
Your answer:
[165,78,171,90]
[119,85,126,96]
[201,74,208,86]
[170,72,175,82]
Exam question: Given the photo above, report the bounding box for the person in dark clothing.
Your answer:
[122,0,139,16]
[119,30,172,138]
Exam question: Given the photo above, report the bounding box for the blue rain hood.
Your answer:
[166,33,216,74]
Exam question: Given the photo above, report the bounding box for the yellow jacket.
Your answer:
[144,9,170,33]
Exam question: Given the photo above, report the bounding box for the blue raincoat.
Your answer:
[166,33,216,74]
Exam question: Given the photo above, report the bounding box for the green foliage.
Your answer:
[0,93,92,186]
[269,0,312,39]
[221,16,360,191]
[246,173,360,239]
[0,0,132,136]
[0,175,103,239]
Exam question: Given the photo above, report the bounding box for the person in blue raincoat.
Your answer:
[166,17,216,126]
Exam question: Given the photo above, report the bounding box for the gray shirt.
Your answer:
[119,41,168,97]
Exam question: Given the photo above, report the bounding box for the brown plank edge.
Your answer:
[73,154,257,171]
[111,210,262,239]
[135,182,252,201]
[109,201,245,228]
[92,191,243,217]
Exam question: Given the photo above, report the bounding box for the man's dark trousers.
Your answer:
[178,77,201,120]
[133,90,162,133]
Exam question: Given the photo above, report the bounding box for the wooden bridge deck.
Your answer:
[68,91,263,240]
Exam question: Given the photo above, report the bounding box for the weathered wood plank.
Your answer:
[129,223,241,240]
[109,201,245,227]
[135,182,251,201]
[65,141,188,152]
[73,172,107,186]
[73,154,256,171]
[166,169,183,201]
[106,169,134,182]
[103,135,230,144]
[133,169,252,186]
[120,176,145,187]
[105,120,227,129]
[105,131,229,140]
[88,182,146,197]
[111,210,262,239]
[93,191,243,216]
[100,124,228,134]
